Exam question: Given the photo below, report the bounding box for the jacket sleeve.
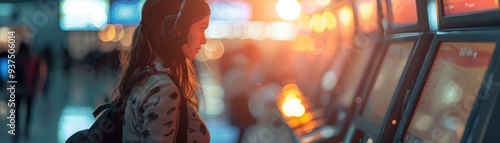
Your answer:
[140,80,182,143]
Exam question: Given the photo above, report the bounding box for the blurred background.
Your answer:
[3,0,500,143]
[0,0,352,142]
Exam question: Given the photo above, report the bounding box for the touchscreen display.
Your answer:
[390,0,418,26]
[442,0,499,16]
[360,41,415,128]
[337,44,376,108]
[405,42,496,143]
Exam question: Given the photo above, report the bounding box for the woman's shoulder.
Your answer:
[132,72,180,101]
[146,72,174,86]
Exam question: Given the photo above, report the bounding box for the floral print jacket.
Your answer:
[122,61,210,143]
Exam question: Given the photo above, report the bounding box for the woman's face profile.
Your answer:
[182,15,210,60]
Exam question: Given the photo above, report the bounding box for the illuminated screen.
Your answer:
[58,106,95,143]
[321,51,346,92]
[355,0,379,33]
[337,45,376,108]
[361,41,415,128]
[210,1,251,22]
[442,0,499,16]
[390,0,418,26]
[405,42,496,143]
[109,0,145,25]
[60,0,109,31]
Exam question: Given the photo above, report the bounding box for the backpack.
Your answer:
[65,69,188,143]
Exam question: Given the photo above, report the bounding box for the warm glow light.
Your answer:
[112,24,124,42]
[285,90,302,100]
[99,24,119,42]
[247,21,269,40]
[281,98,306,117]
[297,15,312,31]
[357,1,378,33]
[269,22,298,41]
[0,27,9,46]
[290,35,314,51]
[279,82,308,118]
[441,81,463,105]
[359,1,375,23]
[204,40,225,60]
[275,0,302,21]
[298,112,313,123]
[98,25,109,42]
[107,25,116,42]
[338,5,354,27]
[322,9,337,31]
[315,0,331,7]
[281,83,303,101]
[282,83,299,93]
[301,0,320,14]
[195,46,210,61]
[310,13,326,33]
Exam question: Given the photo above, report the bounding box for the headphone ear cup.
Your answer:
[162,15,188,47]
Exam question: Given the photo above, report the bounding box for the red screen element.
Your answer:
[442,0,499,16]
[390,0,418,25]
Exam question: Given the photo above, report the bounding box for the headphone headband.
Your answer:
[170,0,191,37]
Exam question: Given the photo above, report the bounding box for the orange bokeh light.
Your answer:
[310,13,327,33]
[338,5,354,27]
[359,1,375,24]
[323,9,337,31]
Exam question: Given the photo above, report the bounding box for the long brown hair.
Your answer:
[114,0,210,108]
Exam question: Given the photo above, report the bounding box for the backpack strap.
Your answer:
[145,66,189,143]
[172,74,188,143]
[93,103,111,118]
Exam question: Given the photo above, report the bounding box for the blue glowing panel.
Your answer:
[58,106,95,143]
[60,0,110,31]
[210,1,251,23]
[110,0,145,25]
[1,57,7,81]
[0,3,14,17]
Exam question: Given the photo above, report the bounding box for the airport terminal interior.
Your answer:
[1,0,500,143]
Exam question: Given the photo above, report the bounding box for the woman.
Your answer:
[116,0,210,142]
